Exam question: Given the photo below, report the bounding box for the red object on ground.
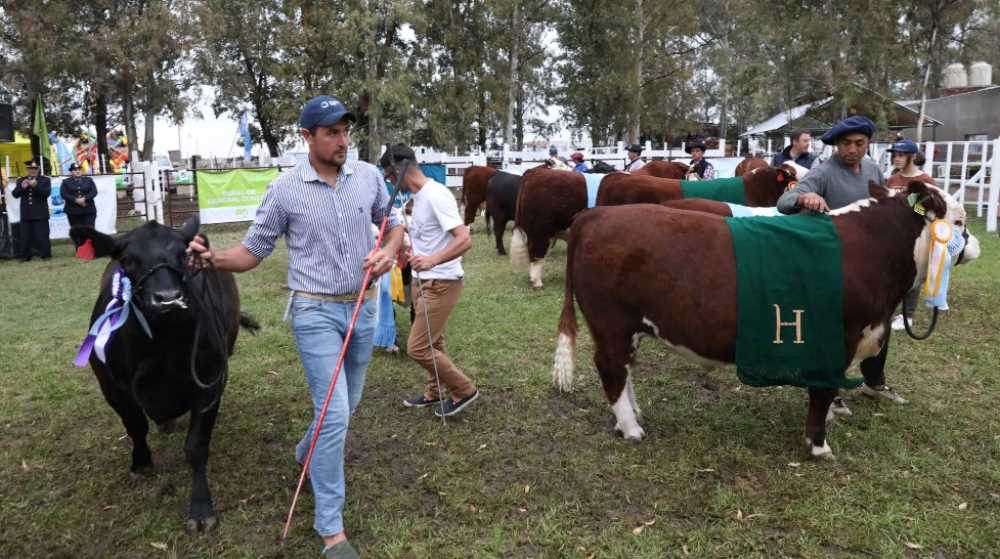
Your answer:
[76,239,95,260]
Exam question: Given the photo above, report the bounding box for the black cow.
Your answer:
[71,217,258,532]
[485,171,521,255]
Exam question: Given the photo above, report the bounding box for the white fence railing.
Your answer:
[415,138,999,232]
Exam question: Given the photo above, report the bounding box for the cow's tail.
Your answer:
[239,313,261,334]
[510,227,529,269]
[552,239,577,392]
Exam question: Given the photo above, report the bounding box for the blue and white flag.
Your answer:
[240,113,253,161]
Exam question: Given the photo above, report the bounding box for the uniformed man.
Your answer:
[11,159,52,261]
[60,163,98,247]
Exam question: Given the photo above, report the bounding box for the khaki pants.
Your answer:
[407,279,475,400]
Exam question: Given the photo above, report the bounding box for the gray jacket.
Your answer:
[777,155,884,214]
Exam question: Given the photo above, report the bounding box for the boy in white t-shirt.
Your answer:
[380,145,479,417]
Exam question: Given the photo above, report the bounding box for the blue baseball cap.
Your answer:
[299,95,356,130]
[820,115,876,145]
[887,139,919,154]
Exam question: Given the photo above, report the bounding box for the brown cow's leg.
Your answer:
[594,335,645,440]
[805,388,837,460]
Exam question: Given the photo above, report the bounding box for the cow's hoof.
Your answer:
[128,464,155,481]
[615,424,646,441]
[531,283,544,290]
[157,419,178,434]
[805,439,834,461]
[186,515,217,534]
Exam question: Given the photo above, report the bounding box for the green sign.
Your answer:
[197,168,278,209]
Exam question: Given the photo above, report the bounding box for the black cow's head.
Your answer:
[72,217,200,315]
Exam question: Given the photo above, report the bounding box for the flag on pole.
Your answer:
[33,96,52,174]
[240,112,253,162]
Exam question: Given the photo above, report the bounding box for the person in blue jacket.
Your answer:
[771,129,818,169]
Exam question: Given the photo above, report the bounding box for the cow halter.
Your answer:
[74,267,153,367]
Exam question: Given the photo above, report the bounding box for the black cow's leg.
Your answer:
[805,388,837,460]
[185,393,220,533]
[593,332,644,441]
[96,375,154,475]
[494,213,508,255]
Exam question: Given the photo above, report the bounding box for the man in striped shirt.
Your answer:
[188,95,402,559]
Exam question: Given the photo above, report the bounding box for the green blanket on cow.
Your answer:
[680,176,746,204]
[725,213,863,390]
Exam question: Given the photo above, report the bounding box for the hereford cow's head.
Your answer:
[744,165,796,205]
[878,181,981,287]
[71,217,200,315]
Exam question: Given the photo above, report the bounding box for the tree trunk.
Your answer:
[141,107,156,161]
[504,1,521,149]
[628,0,644,144]
[123,92,139,162]
[514,83,525,150]
[917,26,938,143]
[258,111,280,157]
[95,92,109,173]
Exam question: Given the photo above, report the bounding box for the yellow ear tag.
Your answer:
[913,202,926,216]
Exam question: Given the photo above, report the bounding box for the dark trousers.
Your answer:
[19,219,51,260]
[859,325,890,387]
[67,213,96,247]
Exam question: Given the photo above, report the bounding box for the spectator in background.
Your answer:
[570,152,589,173]
[771,129,818,170]
[61,163,98,248]
[685,138,715,180]
[885,139,936,332]
[624,144,646,172]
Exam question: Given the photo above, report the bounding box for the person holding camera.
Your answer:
[11,159,52,261]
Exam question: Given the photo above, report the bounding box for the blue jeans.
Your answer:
[291,295,376,537]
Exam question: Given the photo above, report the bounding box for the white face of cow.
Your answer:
[905,184,980,289]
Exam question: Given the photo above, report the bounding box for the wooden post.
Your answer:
[978,140,989,217]
[959,142,970,205]
[943,142,953,194]
[987,138,999,231]
[922,141,934,176]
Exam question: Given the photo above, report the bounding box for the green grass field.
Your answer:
[1,218,998,559]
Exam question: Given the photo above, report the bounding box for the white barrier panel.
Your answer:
[5,175,118,238]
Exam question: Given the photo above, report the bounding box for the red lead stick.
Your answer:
[281,158,409,544]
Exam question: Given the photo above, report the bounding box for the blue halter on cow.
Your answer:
[71,216,259,532]
[551,181,979,459]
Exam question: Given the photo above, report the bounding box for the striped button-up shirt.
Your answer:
[242,159,403,295]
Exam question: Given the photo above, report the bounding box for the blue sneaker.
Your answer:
[433,390,480,417]
[403,394,443,408]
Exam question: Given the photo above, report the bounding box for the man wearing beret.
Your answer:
[777,115,907,411]
[60,163,99,248]
[11,158,52,261]
[188,95,403,558]
[624,144,646,172]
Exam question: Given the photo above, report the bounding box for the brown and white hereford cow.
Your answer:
[552,182,979,459]
[511,165,798,288]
